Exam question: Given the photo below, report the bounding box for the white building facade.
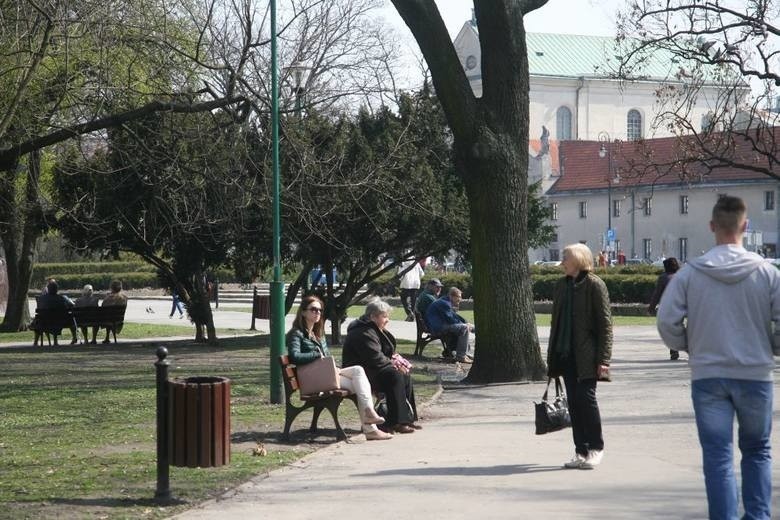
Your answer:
[452,17,774,262]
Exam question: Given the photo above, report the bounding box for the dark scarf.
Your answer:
[553,271,587,366]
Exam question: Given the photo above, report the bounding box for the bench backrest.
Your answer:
[34,308,74,331]
[415,311,431,334]
[278,355,300,397]
[71,305,127,327]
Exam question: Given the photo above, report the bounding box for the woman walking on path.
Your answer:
[547,243,612,470]
[286,295,391,441]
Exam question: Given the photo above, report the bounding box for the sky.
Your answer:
[381,0,625,40]
[380,0,627,86]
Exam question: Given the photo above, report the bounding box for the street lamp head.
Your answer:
[599,143,607,158]
[285,61,311,91]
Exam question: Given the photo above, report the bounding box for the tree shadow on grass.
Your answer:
[47,496,188,508]
[232,428,359,447]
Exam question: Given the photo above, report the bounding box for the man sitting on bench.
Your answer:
[425,287,474,364]
[36,280,74,346]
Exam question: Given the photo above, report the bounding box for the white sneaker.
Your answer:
[563,452,586,469]
[580,449,604,469]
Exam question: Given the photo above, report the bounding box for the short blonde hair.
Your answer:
[563,243,594,272]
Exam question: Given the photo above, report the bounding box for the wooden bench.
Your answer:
[413,311,448,357]
[72,305,127,344]
[31,308,77,346]
[278,355,357,441]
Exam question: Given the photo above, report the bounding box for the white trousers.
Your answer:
[338,365,377,433]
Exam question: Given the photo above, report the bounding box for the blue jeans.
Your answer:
[691,378,773,520]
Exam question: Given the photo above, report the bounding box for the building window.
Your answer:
[579,201,587,218]
[680,195,689,214]
[643,197,652,216]
[643,238,652,259]
[556,106,572,141]
[679,237,688,263]
[627,109,642,141]
[550,202,559,220]
[614,239,621,256]
[613,199,621,218]
[765,191,775,211]
[551,232,559,242]
[549,249,560,261]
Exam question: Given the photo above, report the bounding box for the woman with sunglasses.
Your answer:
[286,295,392,441]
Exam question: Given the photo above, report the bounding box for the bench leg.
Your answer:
[309,404,325,434]
[283,403,303,440]
[324,399,350,441]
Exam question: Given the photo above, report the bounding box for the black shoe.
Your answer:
[670,350,680,360]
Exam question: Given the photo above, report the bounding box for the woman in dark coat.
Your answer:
[647,257,681,360]
[342,298,420,434]
[547,243,612,470]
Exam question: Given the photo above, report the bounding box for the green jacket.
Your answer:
[286,327,330,366]
[547,272,613,380]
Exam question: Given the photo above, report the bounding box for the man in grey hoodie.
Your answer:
[657,195,779,520]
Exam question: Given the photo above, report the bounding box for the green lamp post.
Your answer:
[269,0,284,404]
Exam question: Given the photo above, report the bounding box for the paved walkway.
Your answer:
[171,325,780,520]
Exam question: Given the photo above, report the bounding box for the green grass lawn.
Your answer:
[0,336,439,519]
[0,322,253,345]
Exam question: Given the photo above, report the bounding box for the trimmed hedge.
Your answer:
[370,270,658,304]
[32,262,240,291]
[42,272,158,291]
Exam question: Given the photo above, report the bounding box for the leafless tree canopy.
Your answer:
[615,0,780,180]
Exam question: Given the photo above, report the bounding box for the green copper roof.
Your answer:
[526,32,681,81]
[460,22,719,83]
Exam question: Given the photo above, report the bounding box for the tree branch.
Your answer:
[0,96,247,169]
[390,0,477,142]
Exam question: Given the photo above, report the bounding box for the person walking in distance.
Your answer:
[398,259,424,322]
[657,196,780,520]
[647,257,681,360]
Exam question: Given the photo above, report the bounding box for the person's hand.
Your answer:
[597,364,610,379]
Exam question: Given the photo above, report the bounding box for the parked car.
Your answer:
[624,258,651,265]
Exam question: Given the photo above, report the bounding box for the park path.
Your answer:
[172,326,780,520]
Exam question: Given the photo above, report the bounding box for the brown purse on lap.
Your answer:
[297,356,340,395]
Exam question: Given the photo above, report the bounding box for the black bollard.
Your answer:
[154,346,171,502]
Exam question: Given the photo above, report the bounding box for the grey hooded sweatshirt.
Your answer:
[657,244,780,382]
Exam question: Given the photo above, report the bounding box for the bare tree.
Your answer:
[614,0,779,181]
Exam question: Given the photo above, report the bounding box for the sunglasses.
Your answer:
[307,307,323,313]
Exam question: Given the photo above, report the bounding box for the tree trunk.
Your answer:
[0,151,44,332]
[1,245,34,332]
[459,132,546,383]
[389,0,550,382]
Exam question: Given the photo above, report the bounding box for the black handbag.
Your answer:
[534,377,571,435]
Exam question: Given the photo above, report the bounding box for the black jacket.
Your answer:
[342,317,396,387]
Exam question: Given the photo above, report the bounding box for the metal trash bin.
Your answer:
[167,376,231,468]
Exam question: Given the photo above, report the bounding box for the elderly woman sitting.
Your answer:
[342,298,421,434]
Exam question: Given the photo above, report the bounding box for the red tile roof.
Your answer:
[549,132,775,193]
